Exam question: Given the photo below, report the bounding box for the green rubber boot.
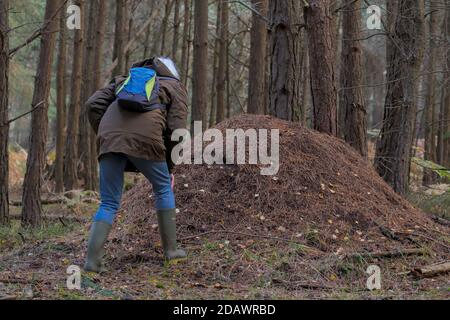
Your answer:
[83,221,112,273]
[156,208,186,262]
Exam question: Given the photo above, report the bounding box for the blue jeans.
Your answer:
[93,153,175,225]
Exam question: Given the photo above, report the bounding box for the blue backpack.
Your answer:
[115,67,165,112]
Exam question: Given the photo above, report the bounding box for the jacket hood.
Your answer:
[131,58,179,80]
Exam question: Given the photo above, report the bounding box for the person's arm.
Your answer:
[86,77,122,134]
[162,80,189,173]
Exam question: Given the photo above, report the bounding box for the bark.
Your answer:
[160,0,174,55]
[143,0,157,58]
[338,0,368,157]
[172,0,181,62]
[374,0,425,195]
[438,4,450,167]
[191,0,209,130]
[55,1,67,193]
[90,0,108,191]
[64,0,85,191]
[21,0,60,226]
[423,0,440,185]
[80,0,97,190]
[216,0,229,124]
[209,3,221,127]
[180,0,191,86]
[0,0,9,225]
[248,0,268,115]
[304,0,337,135]
[269,0,303,121]
[112,0,127,76]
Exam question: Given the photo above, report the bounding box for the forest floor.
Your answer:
[1,115,449,300]
[0,189,448,300]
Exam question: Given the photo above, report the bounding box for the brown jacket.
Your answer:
[86,59,188,172]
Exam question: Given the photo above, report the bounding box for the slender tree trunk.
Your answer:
[64,0,85,191]
[248,0,268,115]
[181,0,191,86]
[143,0,156,59]
[374,0,425,195]
[209,2,221,127]
[113,0,127,76]
[90,0,108,190]
[191,0,208,130]
[338,0,367,157]
[216,0,229,123]
[160,0,174,55]
[22,0,60,226]
[0,0,10,225]
[172,0,181,62]
[269,0,303,121]
[304,0,337,135]
[423,0,440,184]
[55,1,67,193]
[80,0,97,190]
[439,4,450,167]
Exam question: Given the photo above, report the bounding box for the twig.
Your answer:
[1,101,44,127]
[8,0,69,57]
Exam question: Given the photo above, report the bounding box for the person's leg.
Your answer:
[128,156,185,261]
[93,153,127,224]
[84,153,126,272]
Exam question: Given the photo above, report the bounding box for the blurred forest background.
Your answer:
[0,0,449,227]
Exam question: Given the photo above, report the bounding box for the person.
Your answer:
[83,57,188,273]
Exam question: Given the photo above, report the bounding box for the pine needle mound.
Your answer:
[112,115,447,259]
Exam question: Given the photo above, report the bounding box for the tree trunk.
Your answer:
[248,0,268,115]
[423,0,440,185]
[90,0,108,191]
[55,1,67,193]
[180,0,191,86]
[64,0,85,191]
[172,0,181,62]
[216,0,229,124]
[0,0,9,225]
[338,0,367,157]
[80,0,97,190]
[269,0,303,121]
[374,0,425,195]
[22,0,60,226]
[439,4,450,168]
[209,2,221,127]
[112,0,127,76]
[160,0,174,56]
[304,0,337,135]
[191,0,208,130]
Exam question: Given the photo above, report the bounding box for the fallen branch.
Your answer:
[9,197,65,206]
[10,214,86,223]
[0,278,32,284]
[431,216,450,227]
[413,261,450,278]
[272,278,335,290]
[344,248,425,260]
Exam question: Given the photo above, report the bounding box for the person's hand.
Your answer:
[170,174,175,191]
